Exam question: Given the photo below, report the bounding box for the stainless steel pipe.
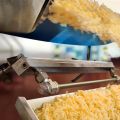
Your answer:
[59,78,117,89]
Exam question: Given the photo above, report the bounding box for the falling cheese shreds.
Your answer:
[35,85,120,120]
[48,0,120,45]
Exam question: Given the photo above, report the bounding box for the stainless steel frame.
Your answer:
[0,54,119,95]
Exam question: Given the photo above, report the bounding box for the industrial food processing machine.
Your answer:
[0,54,120,95]
[1,54,120,120]
[0,0,120,119]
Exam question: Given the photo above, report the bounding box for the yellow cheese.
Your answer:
[35,85,120,120]
[48,0,120,45]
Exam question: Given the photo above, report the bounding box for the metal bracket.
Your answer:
[7,54,30,75]
[0,54,29,76]
[0,54,119,95]
[110,69,120,84]
[0,54,30,83]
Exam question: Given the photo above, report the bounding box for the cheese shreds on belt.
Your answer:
[48,0,120,45]
[35,85,120,120]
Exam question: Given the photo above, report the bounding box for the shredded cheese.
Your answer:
[35,85,120,120]
[48,0,120,45]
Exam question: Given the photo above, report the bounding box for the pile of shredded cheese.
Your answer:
[35,85,120,120]
[48,0,120,45]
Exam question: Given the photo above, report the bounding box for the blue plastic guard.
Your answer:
[51,27,105,46]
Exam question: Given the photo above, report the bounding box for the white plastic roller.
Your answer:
[0,33,119,64]
[0,33,55,63]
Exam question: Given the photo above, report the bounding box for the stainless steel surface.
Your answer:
[1,56,114,74]
[59,78,117,89]
[38,79,59,95]
[35,69,49,83]
[38,0,53,23]
[0,0,47,33]
[16,97,38,120]
[27,58,114,67]
[11,57,29,75]
[37,76,120,95]
[26,58,114,73]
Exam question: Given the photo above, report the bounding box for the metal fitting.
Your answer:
[115,75,120,84]
[110,69,120,84]
[35,69,49,83]
[38,79,59,95]
[34,68,59,95]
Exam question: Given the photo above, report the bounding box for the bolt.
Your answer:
[22,63,27,69]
